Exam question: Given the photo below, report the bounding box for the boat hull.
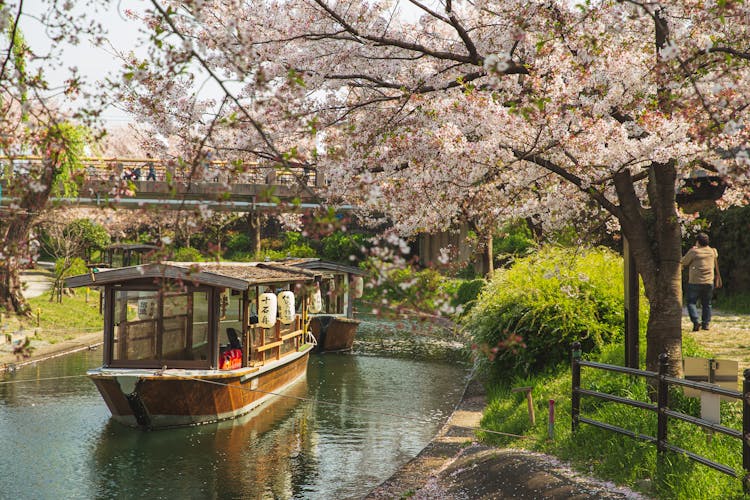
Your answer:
[88,346,311,429]
[310,316,360,352]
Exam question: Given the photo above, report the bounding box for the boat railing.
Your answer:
[247,314,306,367]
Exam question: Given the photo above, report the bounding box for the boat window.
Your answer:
[111,289,210,366]
[322,276,347,315]
[218,291,243,353]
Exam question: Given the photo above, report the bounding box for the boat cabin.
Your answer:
[65,262,319,371]
[283,258,365,318]
[103,243,159,268]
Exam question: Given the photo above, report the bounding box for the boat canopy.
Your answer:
[282,258,365,276]
[65,262,317,291]
[64,262,320,370]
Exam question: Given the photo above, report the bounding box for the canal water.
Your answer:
[0,349,467,499]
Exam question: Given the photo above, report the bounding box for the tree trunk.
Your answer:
[0,157,57,315]
[482,233,494,278]
[613,163,683,376]
[0,259,28,314]
[247,211,262,257]
[0,216,34,315]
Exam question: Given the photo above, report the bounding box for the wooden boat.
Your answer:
[283,259,365,352]
[65,261,319,429]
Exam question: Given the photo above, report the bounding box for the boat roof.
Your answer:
[107,243,160,251]
[281,258,365,276]
[65,262,319,291]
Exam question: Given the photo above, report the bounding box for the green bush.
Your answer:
[320,231,368,263]
[172,247,204,262]
[452,278,486,313]
[55,257,88,278]
[493,220,536,260]
[66,219,111,256]
[465,246,626,379]
[364,266,463,316]
[226,233,251,254]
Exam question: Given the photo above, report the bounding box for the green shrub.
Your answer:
[452,278,486,313]
[364,266,463,316]
[55,257,87,278]
[493,220,536,261]
[172,247,204,262]
[66,218,111,256]
[320,231,368,263]
[465,246,627,379]
[226,233,252,254]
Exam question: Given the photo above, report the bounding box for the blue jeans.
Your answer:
[686,283,713,327]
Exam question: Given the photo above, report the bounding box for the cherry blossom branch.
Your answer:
[512,149,622,218]
[148,0,283,163]
[310,0,527,73]
[0,0,23,82]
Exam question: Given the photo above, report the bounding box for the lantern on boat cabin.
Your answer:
[309,285,322,314]
[351,276,364,299]
[258,292,277,328]
[278,291,295,325]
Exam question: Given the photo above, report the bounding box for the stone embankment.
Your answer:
[366,377,648,499]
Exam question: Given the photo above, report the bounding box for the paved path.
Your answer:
[683,309,750,376]
[20,266,54,299]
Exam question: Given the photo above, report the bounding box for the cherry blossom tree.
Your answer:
[0,1,112,314]
[116,0,750,375]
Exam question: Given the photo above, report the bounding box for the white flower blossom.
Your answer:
[724,120,743,136]
[735,149,750,166]
[659,41,679,60]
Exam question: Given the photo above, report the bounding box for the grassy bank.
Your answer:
[715,291,750,315]
[2,290,103,344]
[478,335,744,499]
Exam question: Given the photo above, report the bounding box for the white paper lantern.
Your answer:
[351,276,364,299]
[309,286,322,314]
[278,291,295,325]
[258,292,277,328]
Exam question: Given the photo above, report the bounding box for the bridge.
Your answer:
[0,156,345,212]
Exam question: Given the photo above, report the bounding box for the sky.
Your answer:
[24,0,159,125]
[21,0,427,128]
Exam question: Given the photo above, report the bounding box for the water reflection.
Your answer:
[91,377,311,499]
[0,349,467,499]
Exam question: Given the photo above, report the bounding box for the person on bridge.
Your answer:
[681,232,722,331]
[146,163,157,181]
[145,153,157,181]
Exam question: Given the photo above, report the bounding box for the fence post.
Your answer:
[571,341,581,433]
[743,369,750,493]
[657,353,669,466]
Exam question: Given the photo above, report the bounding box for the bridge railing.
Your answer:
[0,156,321,187]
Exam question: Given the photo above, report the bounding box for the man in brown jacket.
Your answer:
[681,233,722,331]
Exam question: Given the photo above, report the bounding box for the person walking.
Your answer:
[145,153,157,181]
[681,232,722,331]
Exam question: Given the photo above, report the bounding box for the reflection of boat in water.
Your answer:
[92,376,316,498]
[65,262,319,429]
[283,259,365,353]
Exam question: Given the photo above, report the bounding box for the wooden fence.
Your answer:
[571,341,750,489]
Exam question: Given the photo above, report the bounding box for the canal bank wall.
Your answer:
[0,331,102,373]
[366,376,650,499]
[356,315,649,499]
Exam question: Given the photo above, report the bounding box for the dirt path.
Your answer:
[683,309,750,376]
